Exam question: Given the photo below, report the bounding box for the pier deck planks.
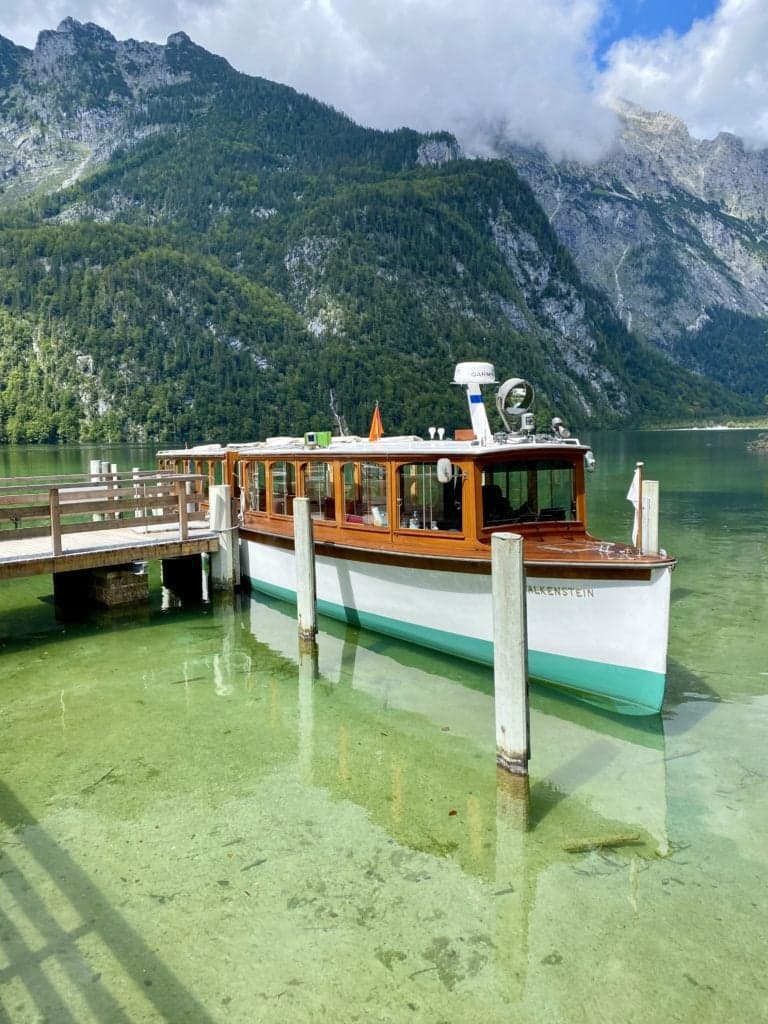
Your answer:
[0,523,218,580]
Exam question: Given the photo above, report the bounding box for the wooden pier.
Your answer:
[0,469,219,584]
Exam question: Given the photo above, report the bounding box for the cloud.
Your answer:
[198,0,619,162]
[5,2,768,159]
[0,0,619,162]
[600,0,768,147]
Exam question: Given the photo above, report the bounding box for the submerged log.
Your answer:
[563,832,642,853]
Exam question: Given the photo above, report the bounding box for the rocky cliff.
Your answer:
[503,101,768,399]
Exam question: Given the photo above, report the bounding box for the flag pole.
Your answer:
[635,461,644,552]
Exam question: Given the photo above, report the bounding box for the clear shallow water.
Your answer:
[1,437,766,1023]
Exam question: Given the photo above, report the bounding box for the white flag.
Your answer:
[626,467,641,546]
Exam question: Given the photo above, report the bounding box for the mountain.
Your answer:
[0,21,761,444]
[502,100,768,403]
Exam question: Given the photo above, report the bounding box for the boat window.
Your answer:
[270,460,296,517]
[243,460,267,513]
[303,462,336,521]
[342,462,388,527]
[396,463,463,532]
[481,459,575,526]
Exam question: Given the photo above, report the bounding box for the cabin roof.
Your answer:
[158,434,590,459]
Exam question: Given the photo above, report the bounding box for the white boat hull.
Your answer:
[240,536,672,714]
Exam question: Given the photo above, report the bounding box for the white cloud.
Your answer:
[0,0,619,162]
[600,0,768,147]
[191,0,619,162]
[6,2,768,158]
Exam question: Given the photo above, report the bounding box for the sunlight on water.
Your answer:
[1,438,766,1023]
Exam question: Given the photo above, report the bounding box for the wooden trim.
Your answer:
[239,526,656,579]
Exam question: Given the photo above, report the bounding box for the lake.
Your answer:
[1,431,766,1023]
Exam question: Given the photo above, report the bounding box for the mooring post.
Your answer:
[491,532,530,776]
[209,484,240,590]
[642,479,659,555]
[294,497,317,648]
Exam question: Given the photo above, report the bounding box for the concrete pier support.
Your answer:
[53,563,149,610]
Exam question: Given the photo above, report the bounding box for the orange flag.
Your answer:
[368,402,384,441]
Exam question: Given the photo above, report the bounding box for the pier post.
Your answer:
[210,484,240,590]
[491,532,530,776]
[175,480,189,540]
[110,463,119,519]
[294,497,317,648]
[90,459,103,521]
[49,487,62,556]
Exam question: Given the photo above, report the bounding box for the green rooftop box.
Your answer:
[304,431,332,447]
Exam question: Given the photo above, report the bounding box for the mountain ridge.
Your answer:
[502,100,768,401]
[0,20,763,443]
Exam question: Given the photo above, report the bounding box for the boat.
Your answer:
[158,361,676,714]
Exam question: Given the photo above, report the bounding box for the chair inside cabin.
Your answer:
[482,483,513,525]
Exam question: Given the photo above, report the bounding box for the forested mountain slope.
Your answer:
[0,20,759,443]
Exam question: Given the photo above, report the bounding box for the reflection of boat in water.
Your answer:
[159,361,675,715]
[244,592,669,862]
[178,591,671,1014]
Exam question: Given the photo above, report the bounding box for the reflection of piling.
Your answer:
[294,498,317,649]
[494,768,530,1005]
[298,641,318,784]
[491,532,530,777]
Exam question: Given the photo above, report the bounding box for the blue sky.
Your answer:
[596,0,720,58]
[0,1,766,160]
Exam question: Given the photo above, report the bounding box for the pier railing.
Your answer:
[0,471,208,555]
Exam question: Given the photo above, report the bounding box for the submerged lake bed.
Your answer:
[1,431,767,1023]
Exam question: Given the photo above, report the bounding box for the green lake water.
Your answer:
[1,433,766,1023]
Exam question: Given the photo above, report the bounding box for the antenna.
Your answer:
[452,362,497,442]
[329,389,348,437]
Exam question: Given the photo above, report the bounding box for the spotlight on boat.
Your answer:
[585,449,596,471]
[551,417,570,438]
[495,376,535,434]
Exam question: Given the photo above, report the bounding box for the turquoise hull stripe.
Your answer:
[247,576,665,715]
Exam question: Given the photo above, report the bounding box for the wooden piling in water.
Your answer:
[294,497,317,647]
[491,532,530,776]
[209,484,240,590]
